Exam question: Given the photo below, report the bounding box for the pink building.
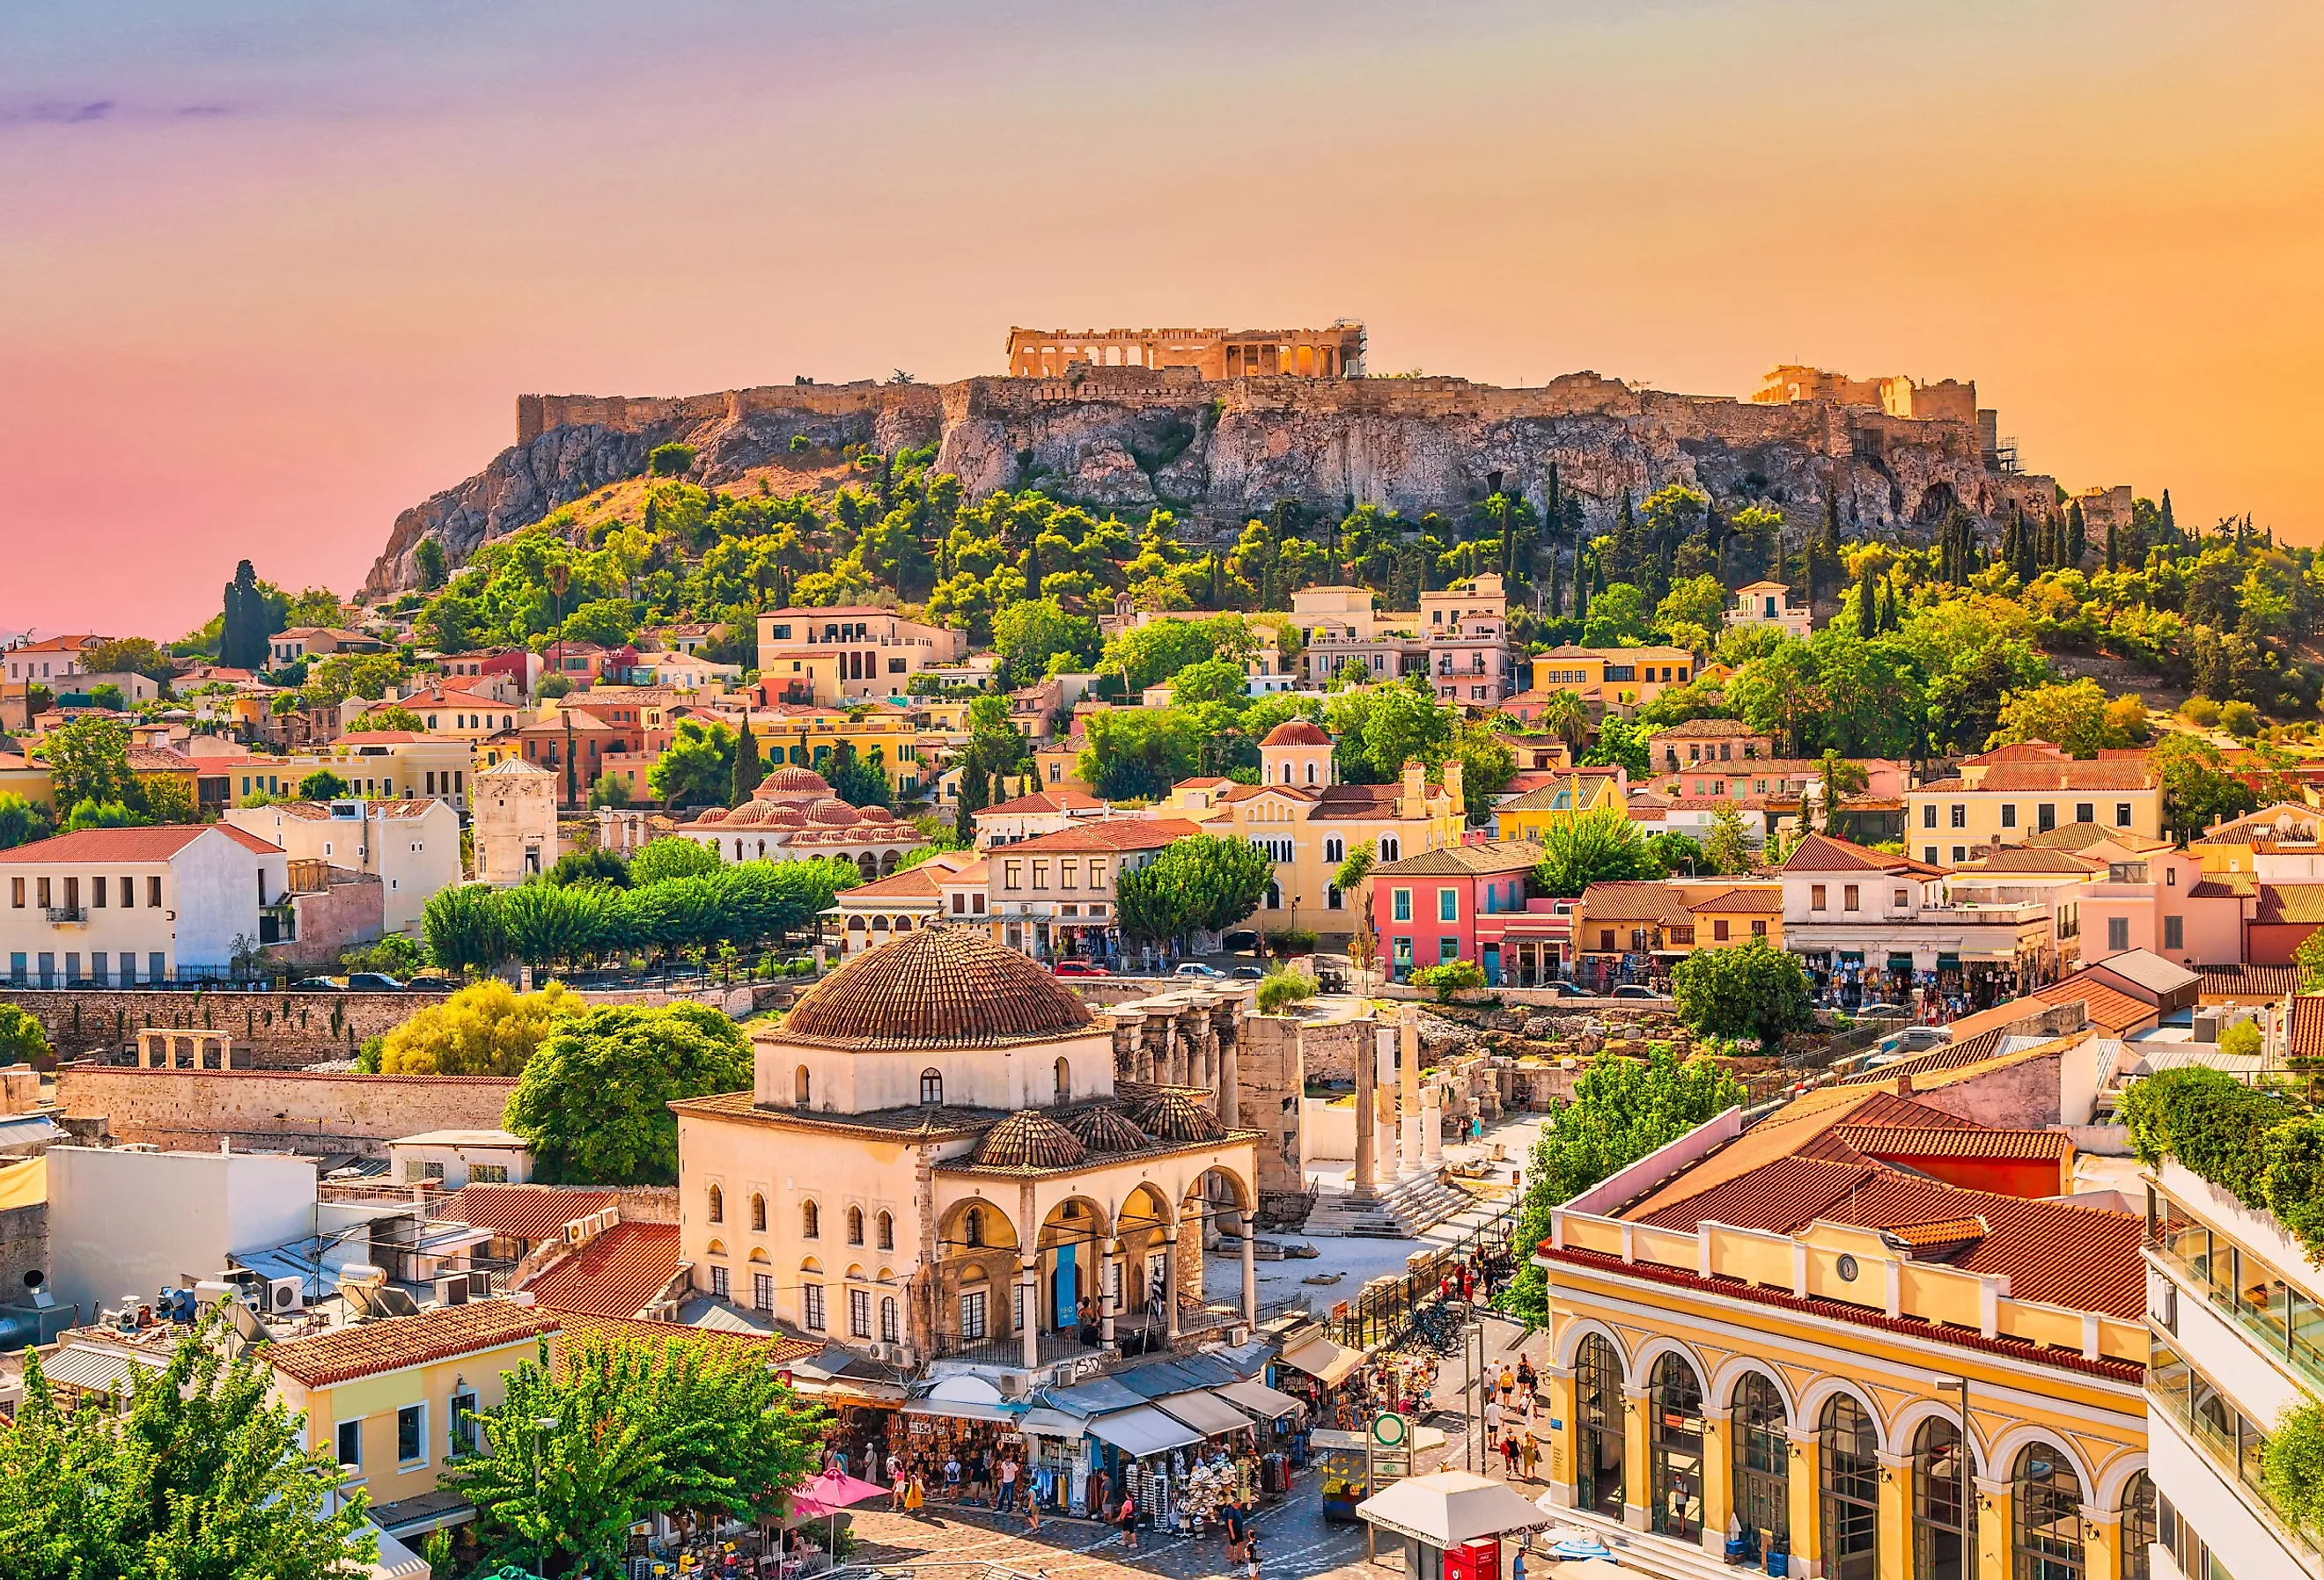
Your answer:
[1370,841,1547,984]
[2075,835,2251,968]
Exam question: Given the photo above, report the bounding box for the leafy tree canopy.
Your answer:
[379,980,580,1076]
[505,1003,754,1184]
[1115,834,1274,944]
[1533,805,1665,898]
[1670,938,1815,1047]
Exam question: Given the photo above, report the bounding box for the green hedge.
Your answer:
[2123,1065,2324,1260]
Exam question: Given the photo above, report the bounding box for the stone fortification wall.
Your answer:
[52,1066,519,1157]
[371,366,2057,599]
[8,989,451,1067]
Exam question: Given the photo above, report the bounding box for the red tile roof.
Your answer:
[522,1222,684,1319]
[1374,841,1547,878]
[441,1185,620,1243]
[982,790,1106,816]
[2255,885,2324,926]
[268,1300,559,1387]
[2289,995,2324,1060]
[0,825,230,863]
[1781,832,1940,877]
[1969,761,2157,791]
[998,819,1203,854]
[1832,1124,2072,1162]
[2026,974,2157,1037]
[547,1310,821,1366]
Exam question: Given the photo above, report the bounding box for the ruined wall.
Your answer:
[53,1066,518,1156]
[1233,1015,1306,1198]
[370,366,2057,599]
[0,1195,45,1304]
[7,989,451,1067]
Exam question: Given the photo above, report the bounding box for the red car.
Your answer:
[1052,960,1112,978]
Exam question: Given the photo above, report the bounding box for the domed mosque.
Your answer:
[670,926,1263,1371]
[683,766,924,882]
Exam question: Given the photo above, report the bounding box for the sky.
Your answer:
[4,0,2320,637]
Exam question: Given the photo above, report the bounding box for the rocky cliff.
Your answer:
[364,367,2054,598]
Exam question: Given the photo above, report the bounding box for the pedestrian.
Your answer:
[1520,1431,1541,1481]
[1484,1395,1504,1448]
[997,1455,1019,1513]
[888,1450,907,1510]
[1497,1363,1515,1403]
[1243,1528,1262,1579]
[1222,1499,1247,1565]
[944,1451,961,1502]
[1516,1356,1536,1402]
[1117,1492,1141,1550]
[905,1470,927,1516]
[1025,1480,1042,1536]
[1501,1431,1519,1477]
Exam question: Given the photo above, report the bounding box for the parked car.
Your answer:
[1536,980,1589,998]
[1608,983,1660,1000]
[291,977,346,991]
[1228,966,1266,981]
[1051,960,1110,979]
[344,973,406,992]
[403,975,454,992]
[1858,1002,1909,1018]
[1174,963,1226,980]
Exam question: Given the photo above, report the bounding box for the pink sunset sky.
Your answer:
[4,0,2320,638]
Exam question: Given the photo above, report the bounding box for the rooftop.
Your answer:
[1373,840,1545,878]
[0,824,280,863]
[778,926,1094,1049]
[438,1185,618,1241]
[267,1300,559,1388]
[521,1222,682,1319]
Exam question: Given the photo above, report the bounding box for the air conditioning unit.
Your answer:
[268,1276,305,1313]
[434,1275,470,1307]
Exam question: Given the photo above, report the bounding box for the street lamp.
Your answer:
[1934,1378,1972,1546]
[532,1415,559,1579]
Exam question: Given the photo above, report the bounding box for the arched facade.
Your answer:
[1647,1352,1705,1543]
[1820,1395,1880,1580]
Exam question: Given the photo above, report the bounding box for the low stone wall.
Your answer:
[6,989,450,1068]
[1292,1018,1370,1084]
[53,1065,519,1157]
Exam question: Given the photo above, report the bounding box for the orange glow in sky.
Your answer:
[3,0,2320,635]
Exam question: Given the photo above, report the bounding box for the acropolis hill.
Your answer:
[364,327,2061,596]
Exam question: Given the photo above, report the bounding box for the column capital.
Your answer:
[1876,1449,1913,1471]
[2078,1502,2123,1527]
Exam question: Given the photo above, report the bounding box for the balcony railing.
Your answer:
[44,907,85,924]
[2151,1238,2324,1396]
[2148,1356,2319,1561]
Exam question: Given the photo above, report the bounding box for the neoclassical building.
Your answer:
[670,928,1262,1371]
[1534,1084,2153,1580]
[681,765,923,880]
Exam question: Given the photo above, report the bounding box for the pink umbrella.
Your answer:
[789,1469,890,1561]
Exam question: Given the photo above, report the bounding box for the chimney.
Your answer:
[1443,757,1465,819]
[1894,1070,1915,1097]
[1400,760,1426,819]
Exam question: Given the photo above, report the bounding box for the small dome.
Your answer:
[760,767,833,797]
[1121,1088,1225,1143]
[807,797,858,827]
[1064,1106,1151,1153]
[693,808,730,826]
[761,805,807,828]
[856,805,894,825]
[782,927,1096,1048]
[1261,720,1331,748]
[974,1110,1088,1170]
[724,801,774,827]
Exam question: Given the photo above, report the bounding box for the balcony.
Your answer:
[44,907,85,926]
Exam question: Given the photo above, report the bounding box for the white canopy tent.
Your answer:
[1357,1470,1556,1568]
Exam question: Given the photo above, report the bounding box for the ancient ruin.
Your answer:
[1004,322,1366,380]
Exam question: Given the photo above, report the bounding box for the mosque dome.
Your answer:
[1261,720,1332,747]
[782,927,1095,1048]
[1064,1106,1151,1153]
[973,1110,1089,1170]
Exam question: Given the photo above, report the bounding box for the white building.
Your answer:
[1776,830,2062,997]
[223,799,461,936]
[470,758,559,886]
[682,766,924,883]
[386,1129,533,1188]
[1725,578,1814,640]
[45,1145,321,1322]
[0,824,287,987]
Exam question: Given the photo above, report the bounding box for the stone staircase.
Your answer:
[1304,1169,1475,1238]
[1537,1509,1741,1580]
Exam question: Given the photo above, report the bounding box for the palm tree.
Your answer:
[1538,691,1591,757]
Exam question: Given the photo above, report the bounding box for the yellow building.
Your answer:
[1569,880,1783,979]
[266,1300,560,1521]
[1491,769,1629,841]
[1529,646,1696,713]
[214,732,480,808]
[746,700,927,796]
[2189,800,2322,876]
[1164,721,1467,944]
[1905,742,2162,869]
[1536,1085,2152,1579]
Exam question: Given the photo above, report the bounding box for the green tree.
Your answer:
[824,741,894,809]
[1078,708,1200,800]
[1818,749,1869,834]
[0,793,53,850]
[1323,679,1455,783]
[1451,723,1517,819]
[63,798,147,833]
[1580,716,1649,775]
[0,1004,47,1065]
[1497,1047,1746,1324]
[0,1309,378,1580]
[87,683,124,711]
[446,1333,825,1580]
[729,717,764,806]
[504,1003,754,1185]
[219,558,276,672]
[414,536,449,592]
[40,716,140,810]
[545,849,631,888]
[351,703,426,733]
[2296,926,2324,994]
[1989,678,2122,757]
[2151,732,2257,839]
[649,719,738,808]
[629,837,723,886]
[991,597,1099,684]
[590,772,634,811]
[1671,938,1814,1046]
[298,769,353,802]
[80,637,177,687]
[648,442,698,477]
[1115,835,1274,944]
[1654,574,1728,641]
[1533,805,1663,897]
[1412,959,1485,1003]
[1537,690,1590,755]
[1699,803,1754,875]
[423,884,511,975]
[380,981,580,1076]
[1580,582,1651,648]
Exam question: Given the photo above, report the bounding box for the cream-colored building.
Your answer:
[1905,742,2162,869]
[470,757,559,886]
[1529,646,1697,713]
[670,929,1263,1371]
[1725,579,1813,641]
[754,606,967,703]
[223,798,461,936]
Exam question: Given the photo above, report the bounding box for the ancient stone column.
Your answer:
[1100,1237,1122,1346]
[1422,1082,1445,1167]
[1216,1009,1239,1127]
[1163,1229,1183,1340]
[1398,1006,1423,1176]
[1240,1227,1257,1324]
[1352,1024,1381,1201]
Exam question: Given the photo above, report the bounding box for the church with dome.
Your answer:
[680,763,925,881]
[670,926,1263,1371]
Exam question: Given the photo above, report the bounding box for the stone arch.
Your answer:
[938,1197,1020,1254]
[1550,1316,1631,1376]
[1986,1424,2098,1501]
[1798,1374,1889,1451]
[856,852,878,881]
[794,1065,811,1106]
[880,849,901,876]
[1626,1333,1709,1395]
[874,1209,895,1251]
[846,1205,864,1245]
[1890,1398,1989,1476]
[1053,1056,1071,1104]
[705,1238,728,1259]
[747,1247,769,1264]
[1037,1194,1113,1247]
[1709,1356,1799,1423]
[1115,1182,1175,1235]
[2090,1450,2150,1514]
[749,1192,767,1232]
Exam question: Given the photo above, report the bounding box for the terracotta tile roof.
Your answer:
[2189,875,2258,900]
[1833,1124,2072,1162]
[1687,886,1784,915]
[982,790,1107,816]
[1373,841,1546,878]
[1497,777,1619,812]
[1884,1216,1989,1248]
[1964,742,2070,765]
[2289,995,2324,1060]
[546,1310,821,1366]
[1575,881,1688,921]
[1625,1154,2146,1314]
[128,747,197,772]
[2196,804,2322,843]
[521,1222,683,1319]
[840,864,943,900]
[1310,783,1423,819]
[998,818,1200,854]
[2197,963,2296,998]
[2027,974,2159,1037]
[1537,1243,2143,1382]
[1972,761,2157,791]
[1650,718,1758,739]
[1781,832,1939,877]
[2022,822,2117,851]
[2255,885,2324,926]
[781,926,1092,1048]
[1622,1088,1958,1219]
[0,825,216,863]
[1973,848,2101,874]
[441,1185,620,1242]
[268,1300,559,1387]
[1836,1027,2013,1084]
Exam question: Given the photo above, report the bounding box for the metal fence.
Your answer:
[1326,1198,1525,1353]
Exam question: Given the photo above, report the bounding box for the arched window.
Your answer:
[880,1296,900,1344]
[802,1200,820,1239]
[1574,1335,1623,1518]
[795,1065,811,1106]
[1305,760,1317,784]
[1054,1057,1071,1104]
[920,1069,944,1106]
[1379,835,1400,863]
[1820,1396,1879,1580]
[1648,1353,1703,1542]
[706,1185,724,1224]
[2011,1443,2084,1580]
[1730,1374,1789,1562]
[847,1207,864,1246]
[2122,1471,2155,1580]
[964,1208,984,1248]
[749,1193,766,1232]
[1911,1417,1975,1580]
[877,1210,894,1251]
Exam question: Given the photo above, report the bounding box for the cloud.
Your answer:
[174,104,234,118]
[29,99,113,124]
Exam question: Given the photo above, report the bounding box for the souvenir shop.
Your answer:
[1272,1327,1366,1429]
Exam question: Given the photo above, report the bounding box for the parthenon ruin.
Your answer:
[1006,322,1365,380]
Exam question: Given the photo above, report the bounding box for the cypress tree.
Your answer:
[730,717,763,806]
[2106,517,2119,572]
[2003,509,2021,571]
[1877,579,1895,633]
[2066,502,2086,569]
[954,756,987,845]
[1857,560,1878,639]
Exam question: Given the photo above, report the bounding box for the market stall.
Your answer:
[1310,1422,1449,1525]
[1356,1470,1554,1576]
[1275,1329,1365,1427]
[1086,1404,1205,1532]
